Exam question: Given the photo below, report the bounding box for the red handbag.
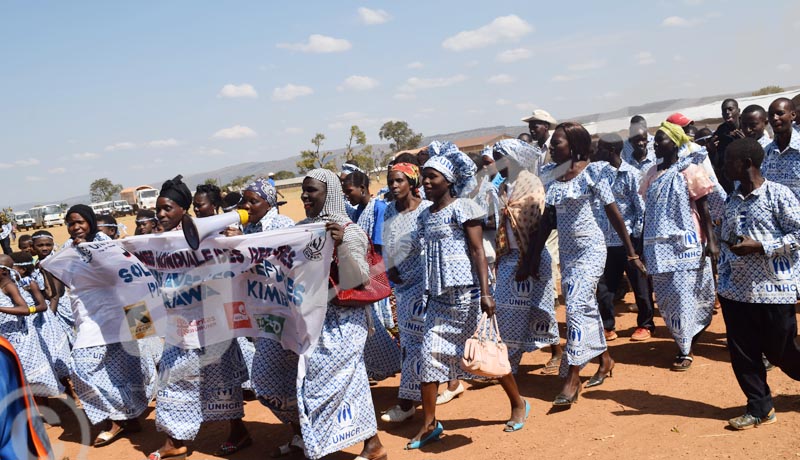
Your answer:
[329,225,392,307]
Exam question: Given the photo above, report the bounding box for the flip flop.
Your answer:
[146,450,187,460]
[671,355,693,372]
[215,436,253,456]
[542,356,562,375]
[271,434,304,458]
[93,425,126,447]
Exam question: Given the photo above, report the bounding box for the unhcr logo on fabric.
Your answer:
[565,281,577,298]
[412,299,426,319]
[337,401,355,427]
[515,279,532,294]
[684,230,699,247]
[568,324,583,344]
[534,320,550,335]
[771,254,793,281]
[670,312,682,333]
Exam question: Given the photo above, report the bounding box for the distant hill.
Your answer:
[11,86,798,211]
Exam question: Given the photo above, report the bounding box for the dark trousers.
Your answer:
[720,296,800,417]
[596,239,655,331]
[0,236,11,255]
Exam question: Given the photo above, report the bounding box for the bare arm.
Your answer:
[520,205,555,281]
[695,196,719,264]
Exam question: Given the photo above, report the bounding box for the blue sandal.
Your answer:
[504,400,530,432]
[405,421,444,450]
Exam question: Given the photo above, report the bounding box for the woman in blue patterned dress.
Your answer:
[408,142,529,450]
[379,159,431,423]
[639,122,720,371]
[527,123,645,406]
[491,139,561,374]
[63,205,156,448]
[342,170,401,382]
[149,176,251,460]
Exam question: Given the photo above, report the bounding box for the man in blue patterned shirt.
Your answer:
[622,120,656,175]
[592,134,655,342]
[718,137,800,430]
[762,98,800,200]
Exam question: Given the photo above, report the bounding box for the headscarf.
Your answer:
[66,204,99,242]
[481,145,494,159]
[159,174,192,210]
[422,141,477,197]
[245,178,278,207]
[298,168,351,225]
[493,138,539,170]
[389,162,421,189]
[341,163,365,176]
[658,121,693,149]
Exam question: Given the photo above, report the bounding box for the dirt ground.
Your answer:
[13,195,800,460]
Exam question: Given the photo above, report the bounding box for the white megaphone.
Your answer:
[182,210,249,250]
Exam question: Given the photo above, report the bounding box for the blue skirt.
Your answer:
[363,300,401,381]
[252,337,300,425]
[1,315,61,397]
[395,282,426,401]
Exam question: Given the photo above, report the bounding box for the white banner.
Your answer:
[42,224,333,355]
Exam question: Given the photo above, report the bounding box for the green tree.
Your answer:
[379,121,424,152]
[59,203,68,211]
[203,178,219,186]
[296,133,335,174]
[89,178,123,202]
[344,125,367,162]
[272,170,295,180]
[224,175,254,192]
[751,85,783,96]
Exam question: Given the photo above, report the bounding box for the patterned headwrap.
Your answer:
[389,163,421,189]
[245,178,278,207]
[493,138,539,170]
[427,140,444,156]
[159,175,192,210]
[422,141,478,197]
[66,204,99,242]
[341,163,365,176]
[658,121,693,149]
[481,146,494,159]
[298,168,351,225]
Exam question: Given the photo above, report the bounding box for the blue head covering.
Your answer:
[493,138,539,170]
[423,141,477,197]
[341,162,365,176]
[245,178,278,207]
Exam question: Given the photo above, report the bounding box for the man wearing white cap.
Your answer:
[522,109,558,168]
[520,108,564,373]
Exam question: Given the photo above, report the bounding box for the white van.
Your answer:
[29,204,64,229]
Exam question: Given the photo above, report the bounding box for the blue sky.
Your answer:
[2,0,798,205]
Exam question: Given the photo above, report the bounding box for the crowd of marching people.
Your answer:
[2,94,800,460]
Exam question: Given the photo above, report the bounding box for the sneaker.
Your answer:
[435,382,465,405]
[380,405,415,422]
[728,409,776,430]
[630,327,652,341]
[604,329,618,341]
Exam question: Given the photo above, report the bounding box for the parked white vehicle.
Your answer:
[29,204,64,229]
[112,200,134,216]
[90,202,114,216]
[13,212,35,230]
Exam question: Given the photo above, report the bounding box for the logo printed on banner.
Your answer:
[76,245,93,264]
[303,231,327,261]
[255,314,285,338]
[684,230,699,247]
[771,254,793,280]
[224,301,253,329]
[124,301,155,339]
[337,401,355,427]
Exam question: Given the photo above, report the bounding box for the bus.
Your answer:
[29,204,65,229]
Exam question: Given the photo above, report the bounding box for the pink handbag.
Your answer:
[460,313,512,378]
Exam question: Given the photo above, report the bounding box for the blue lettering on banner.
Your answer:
[161,285,220,308]
[246,278,304,306]
[118,263,153,283]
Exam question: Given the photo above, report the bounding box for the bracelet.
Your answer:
[627,255,640,261]
[480,295,493,298]
[28,306,36,314]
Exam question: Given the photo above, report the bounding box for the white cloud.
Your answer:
[662,16,701,27]
[212,125,258,140]
[777,63,792,72]
[15,158,40,167]
[218,83,258,99]
[25,176,44,182]
[393,93,416,100]
[284,127,303,134]
[496,48,532,63]
[272,84,314,101]
[568,59,606,71]
[442,15,533,51]
[147,138,180,148]
[0,163,11,169]
[73,152,100,160]
[515,102,537,111]
[195,147,225,156]
[276,34,352,53]
[551,74,581,82]
[105,141,136,151]
[337,75,379,92]
[487,74,515,85]
[357,7,390,25]
[496,98,511,106]
[48,167,66,174]
[636,51,655,65]
[399,74,467,92]
[407,61,424,69]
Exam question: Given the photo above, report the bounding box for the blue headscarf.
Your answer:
[423,141,477,197]
[245,178,278,207]
[493,138,539,170]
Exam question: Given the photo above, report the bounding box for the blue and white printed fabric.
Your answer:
[416,198,486,297]
[762,127,800,201]
[155,341,247,440]
[237,337,255,391]
[718,181,800,304]
[243,208,295,234]
[419,286,481,382]
[252,337,299,424]
[651,259,715,355]
[545,162,614,374]
[297,306,376,460]
[594,162,645,247]
[757,131,772,149]
[622,133,656,174]
[0,292,62,397]
[495,249,559,374]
